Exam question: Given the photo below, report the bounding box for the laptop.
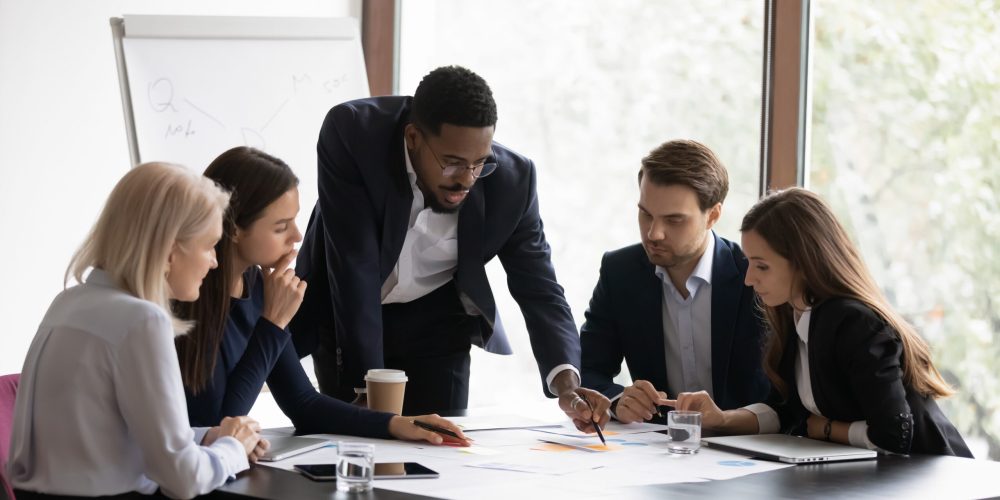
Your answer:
[702,434,877,464]
[258,436,331,462]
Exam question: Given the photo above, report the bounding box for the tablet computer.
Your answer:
[294,462,439,481]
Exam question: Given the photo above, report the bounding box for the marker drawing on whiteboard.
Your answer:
[260,98,290,132]
[241,128,266,150]
[292,73,312,94]
[183,98,225,129]
[323,74,348,93]
[148,78,177,113]
[165,120,196,139]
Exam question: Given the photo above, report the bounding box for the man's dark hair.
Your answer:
[412,65,497,135]
[638,139,729,211]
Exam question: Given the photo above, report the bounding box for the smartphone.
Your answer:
[294,462,439,481]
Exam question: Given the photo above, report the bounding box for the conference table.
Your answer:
[205,407,1000,500]
[209,453,1000,499]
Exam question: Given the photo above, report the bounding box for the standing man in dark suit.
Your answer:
[580,140,769,423]
[292,66,610,429]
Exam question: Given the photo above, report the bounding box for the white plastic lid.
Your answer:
[364,369,408,383]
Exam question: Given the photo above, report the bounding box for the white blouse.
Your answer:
[7,269,248,498]
[745,309,877,450]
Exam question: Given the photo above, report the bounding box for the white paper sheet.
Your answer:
[449,414,563,431]
[255,421,794,499]
[530,421,669,438]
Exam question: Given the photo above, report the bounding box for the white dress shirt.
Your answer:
[7,269,248,498]
[744,308,879,450]
[380,139,578,392]
[656,232,715,399]
[380,139,460,305]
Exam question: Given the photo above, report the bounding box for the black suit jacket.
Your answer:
[766,298,972,457]
[292,96,580,396]
[580,236,770,410]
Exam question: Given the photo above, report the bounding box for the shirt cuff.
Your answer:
[545,365,580,394]
[208,435,251,478]
[744,403,780,434]
[847,420,889,452]
[192,426,210,445]
[608,392,624,420]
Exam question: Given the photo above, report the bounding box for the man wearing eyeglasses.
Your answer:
[292,66,609,431]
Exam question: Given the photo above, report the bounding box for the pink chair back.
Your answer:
[0,373,20,500]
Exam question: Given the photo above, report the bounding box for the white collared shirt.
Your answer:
[744,308,879,450]
[7,269,248,498]
[379,138,578,393]
[381,139,460,304]
[655,231,715,399]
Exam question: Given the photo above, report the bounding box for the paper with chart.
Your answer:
[256,421,793,499]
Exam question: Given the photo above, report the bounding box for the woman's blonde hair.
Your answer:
[741,187,954,399]
[66,162,230,334]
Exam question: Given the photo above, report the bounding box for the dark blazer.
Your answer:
[292,96,580,396]
[580,236,770,410]
[766,298,972,457]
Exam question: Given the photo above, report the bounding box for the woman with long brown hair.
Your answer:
[174,146,468,444]
[667,187,971,456]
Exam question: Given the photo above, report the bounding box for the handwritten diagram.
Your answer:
[145,73,349,150]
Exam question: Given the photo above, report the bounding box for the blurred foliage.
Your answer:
[810,0,1000,459]
[400,0,764,408]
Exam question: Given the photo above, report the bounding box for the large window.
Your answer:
[810,0,999,459]
[400,0,764,407]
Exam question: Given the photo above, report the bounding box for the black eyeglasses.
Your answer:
[418,129,499,178]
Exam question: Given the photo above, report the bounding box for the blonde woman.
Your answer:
[667,188,971,457]
[8,163,265,499]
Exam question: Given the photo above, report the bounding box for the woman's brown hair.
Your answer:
[173,147,298,394]
[741,187,953,399]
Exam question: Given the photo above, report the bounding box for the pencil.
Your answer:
[580,397,607,445]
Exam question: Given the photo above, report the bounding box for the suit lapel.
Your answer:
[455,184,494,324]
[710,234,741,402]
[380,125,413,282]
[633,257,668,390]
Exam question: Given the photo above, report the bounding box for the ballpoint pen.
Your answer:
[412,420,470,442]
[580,396,607,445]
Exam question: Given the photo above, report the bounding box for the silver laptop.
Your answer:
[258,436,331,462]
[702,434,877,464]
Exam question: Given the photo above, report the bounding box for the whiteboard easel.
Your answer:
[110,15,370,236]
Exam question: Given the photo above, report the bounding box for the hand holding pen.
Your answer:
[560,388,611,436]
[410,419,473,447]
[389,415,471,446]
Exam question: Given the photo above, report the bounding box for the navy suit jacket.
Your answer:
[292,96,580,396]
[580,235,770,410]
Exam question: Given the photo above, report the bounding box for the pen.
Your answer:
[580,397,607,445]
[412,420,463,441]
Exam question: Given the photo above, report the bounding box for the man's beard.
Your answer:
[421,183,468,214]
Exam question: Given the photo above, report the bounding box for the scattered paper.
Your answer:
[531,421,668,438]
[450,414,563,431]
[466,460,601,476]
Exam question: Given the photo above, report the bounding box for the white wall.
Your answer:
[0,0,358,375]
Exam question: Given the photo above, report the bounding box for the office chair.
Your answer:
[0,373,20,500]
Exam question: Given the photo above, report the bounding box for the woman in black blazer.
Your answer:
[667,188,971,457]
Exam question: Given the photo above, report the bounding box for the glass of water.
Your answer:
[667,410,702,454]
[336,441,375,492]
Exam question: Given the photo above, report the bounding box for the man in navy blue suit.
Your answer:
[292,66,610,428]
[580,140,770,423]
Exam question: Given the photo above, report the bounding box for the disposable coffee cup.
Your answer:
[365,369,407,415]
